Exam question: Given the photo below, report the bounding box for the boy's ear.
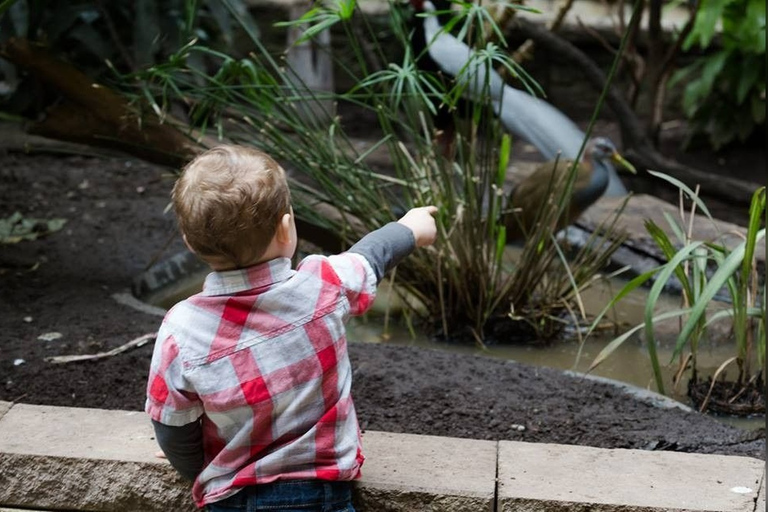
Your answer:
[275,213,292,244]
[182,234,196,254]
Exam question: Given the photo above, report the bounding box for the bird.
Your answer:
[503,137,636,241]
[407,0,628,198]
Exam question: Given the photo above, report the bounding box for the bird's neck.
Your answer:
[573,161,610,208]
[421,2,442,42]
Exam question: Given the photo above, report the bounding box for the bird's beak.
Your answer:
[610,152,637,174]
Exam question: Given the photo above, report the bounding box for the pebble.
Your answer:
[13,359,25,366]
[511,424,526,432]
[38,332,63,342]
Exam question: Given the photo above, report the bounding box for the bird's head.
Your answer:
[588,137,636,174]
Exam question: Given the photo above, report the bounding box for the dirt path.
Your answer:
[0,151,763,460]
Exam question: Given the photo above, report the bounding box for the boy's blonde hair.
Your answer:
[173,145,291,269]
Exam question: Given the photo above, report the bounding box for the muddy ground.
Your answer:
[0,140,765,460]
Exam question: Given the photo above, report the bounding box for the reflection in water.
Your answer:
[350,276,764,431]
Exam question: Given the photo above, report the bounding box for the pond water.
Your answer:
[350,277,765,431]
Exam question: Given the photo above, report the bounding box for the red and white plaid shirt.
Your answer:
[145,253,377,507]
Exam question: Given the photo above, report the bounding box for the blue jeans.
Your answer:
[206,480,355,512]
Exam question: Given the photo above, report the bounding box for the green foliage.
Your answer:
[126,0,628,340]
[671,0,766,148]
[0,212,66,243]
[586,176,766,399]
[0,0,257,115]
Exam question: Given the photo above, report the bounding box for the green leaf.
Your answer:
[647,170,714,221]
[645,240,707,393]
[589,308,690,375]
[673,228,766,361]
[497,134,511,187]
[661,211,685,244]
[645,219,695,301]
[741,187,766,294]
[0,212,67,244]
[685,0,729,50]
[736,56,762,104]
[585,266,662,339]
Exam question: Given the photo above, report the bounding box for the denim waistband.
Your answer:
[210,479,353,511]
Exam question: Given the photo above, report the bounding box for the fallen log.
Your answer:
[0,38,201,168]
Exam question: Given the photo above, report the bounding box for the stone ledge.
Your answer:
[0,402,496,512]
[357,431,496,511]
[498,441,764,512]
[0,401,763,512]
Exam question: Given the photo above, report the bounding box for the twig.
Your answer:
[490,0,524,40]
[45,332,156,364]
[511,0,576,64]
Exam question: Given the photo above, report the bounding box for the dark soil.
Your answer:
[0,148,765,461]
[689,377,766,417]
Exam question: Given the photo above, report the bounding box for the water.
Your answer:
[349,278,765,431]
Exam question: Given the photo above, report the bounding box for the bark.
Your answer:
[0,38,201,168]
[642,0,698,145]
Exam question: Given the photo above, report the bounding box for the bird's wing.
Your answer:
[496,86,585,160]
[496,85,627,197]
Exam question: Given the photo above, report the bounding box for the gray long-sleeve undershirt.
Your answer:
[347,222,415,283]
[152,221,416,481]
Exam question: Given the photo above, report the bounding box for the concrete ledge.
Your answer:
[0,401,764,512]
[0,402,11,422]
[498,441,764,512]
[0,403,192,512]
[356,431,496,511]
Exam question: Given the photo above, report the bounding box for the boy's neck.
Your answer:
[208,255,284,272]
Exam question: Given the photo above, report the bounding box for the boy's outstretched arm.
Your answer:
[347,206,438,282]
[396,206,439,248]
[152,419,204,481]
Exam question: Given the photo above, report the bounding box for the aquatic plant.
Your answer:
[122,0,630,342]
[586,177,765,413]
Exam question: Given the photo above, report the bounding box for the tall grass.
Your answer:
[586,178,765,402]
[126,0,631,341]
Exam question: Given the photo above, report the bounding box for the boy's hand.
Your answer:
[398,206,438,247]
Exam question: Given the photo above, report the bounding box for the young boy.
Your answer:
[145,145,437,510]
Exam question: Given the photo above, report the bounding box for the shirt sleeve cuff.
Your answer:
[146,399,203,427]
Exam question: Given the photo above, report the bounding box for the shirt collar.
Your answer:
[201,257,294,296]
